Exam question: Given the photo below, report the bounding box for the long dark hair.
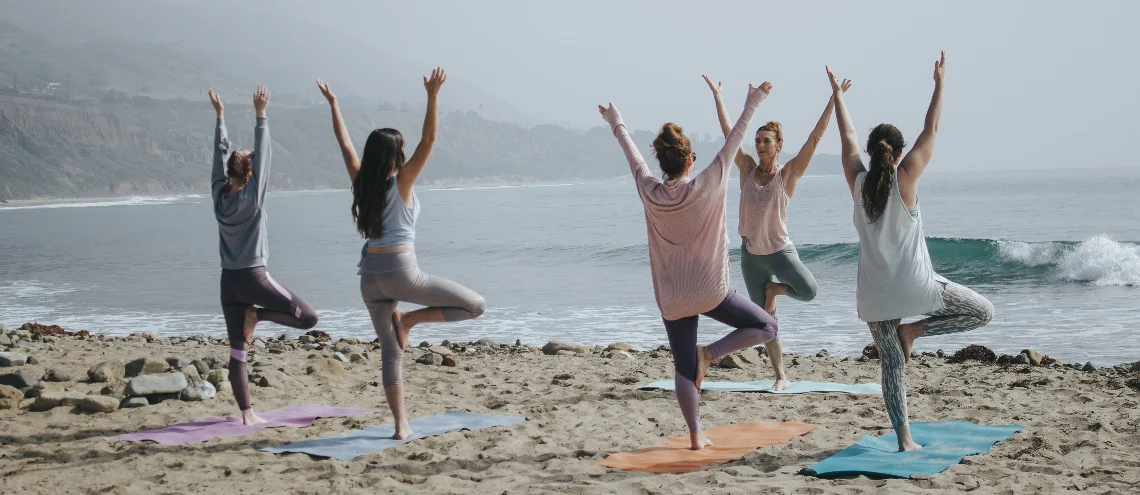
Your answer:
[352,128,406,239]
[651,123,691,180]
[861,124,907,222]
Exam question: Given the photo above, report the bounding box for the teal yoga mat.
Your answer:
[638,380,882,395]
[262,411,526,461]
[802,421,1024,479]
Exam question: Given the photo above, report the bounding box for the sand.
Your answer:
[1,331,1138,494]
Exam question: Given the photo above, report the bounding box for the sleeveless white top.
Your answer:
[852,171,944,321]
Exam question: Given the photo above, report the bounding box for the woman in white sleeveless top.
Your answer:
[702,75,849,391]
[828,53,994,452]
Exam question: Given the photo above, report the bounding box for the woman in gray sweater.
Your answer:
[209,86,319,425]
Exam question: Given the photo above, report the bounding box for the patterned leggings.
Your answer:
[868,276,994,429]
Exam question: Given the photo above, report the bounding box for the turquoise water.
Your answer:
[1,167,1137,365]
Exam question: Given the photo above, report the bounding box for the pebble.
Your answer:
[542,340,590,355]
[418,341,431,348]
[606,343,634,352]
[1013,354,1031,365]
[181,380,217,401]
[144,392,181,404]
[166,356,191,370]
[119,397,149,408]
[515,339,522,347]
[841,357,852,362]
[125,372,188,396]
[125,358,169,377]
[862,344,880,360]
[427,345,453,357]
[1082,362,1096,372]
[306,358,345,376]
[441,355,459,367]
[816,349,830,358]
[473,338,497,347]
[349,353,367,363]
[0,352,28,367]
[100,383,125,397]
[333,353,350,363]
[26,356,40,365]
[0,384,22,410]
[0,370,39,389]
[936,349,945,358]
[80,395,119,413]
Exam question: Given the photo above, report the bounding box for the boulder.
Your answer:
[816,349,831,358]
[79,395,119,413]
[42,369,72,383]
[417,353,444,366]
[191,360,210,376]
[427,346,453,357]
[1021,349,1044,367]
[792,358,813,367]
[0,384,22,410]
[719,349,763,369]
[125,358,169,377]
[306,358,345,377]
[473,338,497,347]
[125,373,188,396]
[87,361,126,383]
[100,383,125,398]
[349,353,368,363]
[0,352,28,367]
[542,341,589,355]
[255,370,291,388]
[119,397,149,409]
[606,343,634,352]
[144,393,181,404]
[181,366,201,382]
[165,356,191,370]
[333,353,350,363]
[862,344,880,360]
[199,356,224,370]
[31,391,87,411]
[1082,362,1096,372]
[441,355,459,367]
[0,370,39,389]
[0,335,10,347]
[26,356,40,365]
[180,380,217,401]
[206,370,228,387]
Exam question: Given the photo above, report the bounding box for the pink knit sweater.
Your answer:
[602,89,767,320]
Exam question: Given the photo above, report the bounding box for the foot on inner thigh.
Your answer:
[242,306,259,342]
[392,309,412,351]
[897,322,923,364]
[763,281,785,317]
[695,345,714,390]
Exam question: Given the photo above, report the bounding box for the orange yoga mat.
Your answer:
[600,421,819,473]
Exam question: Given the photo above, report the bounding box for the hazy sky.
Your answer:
[224,0,1138,170]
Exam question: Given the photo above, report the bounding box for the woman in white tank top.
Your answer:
[829,53,994,452]
[701,75,849,391]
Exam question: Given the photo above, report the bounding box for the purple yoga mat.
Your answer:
[108,405,376,445]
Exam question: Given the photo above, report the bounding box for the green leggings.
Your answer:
[740,242,819,324]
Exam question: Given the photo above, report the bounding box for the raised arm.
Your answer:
[783,80,851,196]
[396,67,446,200]
[598,103,657,192]
[703,75,757,183]
[316,79,361,182]
[898,51,946,190]
[827,66,863,197]
[208,89,229,196]
[697,82,771,187]
[249,85,272,206]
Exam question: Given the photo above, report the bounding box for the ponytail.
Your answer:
[861,124,907,223]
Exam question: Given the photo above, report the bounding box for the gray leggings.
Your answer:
[740,242,818,322]
[360,251,485,386]
[868,276,994,430]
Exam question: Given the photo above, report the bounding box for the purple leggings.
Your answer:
[664,288,778,432]
[220,267,318,410]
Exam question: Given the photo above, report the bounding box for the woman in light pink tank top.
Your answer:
[703,75,850,391]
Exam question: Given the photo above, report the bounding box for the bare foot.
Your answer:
[769,377,790,391]
[689,431,714,450]
[897,322,923,364]
[763,281,785,316]
[241,409,267,426]
[393,422,414,440]
[242,306,259,343]
[392,310,411,351]
[899,439,923,452]
[695,345,714,390]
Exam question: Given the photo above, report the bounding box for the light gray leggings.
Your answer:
[868,275,994,430]
[740,242,818,323]
[360,251,486,386]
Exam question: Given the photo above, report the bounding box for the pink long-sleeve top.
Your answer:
[602,89,767,320]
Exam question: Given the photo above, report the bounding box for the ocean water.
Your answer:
[1,167,1138,365]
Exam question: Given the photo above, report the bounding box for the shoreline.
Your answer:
[1,324,1138,493]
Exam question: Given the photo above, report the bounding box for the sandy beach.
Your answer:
[1,326,1138,494]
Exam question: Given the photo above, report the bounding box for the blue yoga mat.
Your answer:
[262,411,526,461]
[638,380,882,395]
[803,420,1024,479]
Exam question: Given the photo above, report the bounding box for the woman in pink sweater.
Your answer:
[598,81,777,450]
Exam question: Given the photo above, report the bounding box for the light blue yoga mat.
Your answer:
[638,380,882,395]
[262,411,526,461]
[802,420,1024,479]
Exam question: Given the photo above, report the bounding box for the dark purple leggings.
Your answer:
[664,288,778,432]
[220,267,318,410]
